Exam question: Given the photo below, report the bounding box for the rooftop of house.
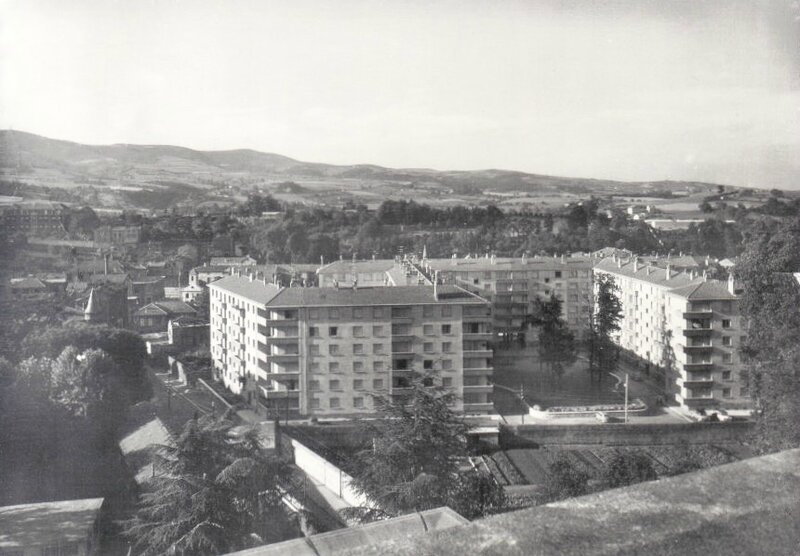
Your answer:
[118,417,174,487]
[134,300,198,317]
[346,448,800,556]
[9,276,48,289]
[0,498,105,549]
[594,256,706,290]
[668,280,738,301]
[210,256,257,266]
[225,507,469,556]
[209,275,283,304]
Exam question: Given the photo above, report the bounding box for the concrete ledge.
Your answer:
[349,448,800,556]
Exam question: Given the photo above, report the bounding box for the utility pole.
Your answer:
[519,383,525,424]
[624,373,629,423]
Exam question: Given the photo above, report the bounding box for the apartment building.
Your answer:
[209,275,494,418]
[425,255,594,338]
[0,200,65,237]
[317,255,594,338]
[594,256,749,411]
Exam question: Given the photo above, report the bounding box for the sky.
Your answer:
[1,0,798,188]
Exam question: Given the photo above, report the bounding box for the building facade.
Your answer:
[594,256,750,411]
[209,276,494,418]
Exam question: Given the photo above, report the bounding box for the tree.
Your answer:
[603,451,657,488]
[699,201,713,213]
[350,374,504,519]
[528,295,577,378]
[124,414,298,555]
[590,274,622,375]
[544,455,589,502]
[736,216,800,452]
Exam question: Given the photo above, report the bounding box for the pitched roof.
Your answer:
[118,417,174,487]
[426,255,594,272]
[208,275,283,304]
[0,498,105,549]
[594,257,703,289]
[9,276,48,289]
[134,300,198,317]
[667,281,737,300]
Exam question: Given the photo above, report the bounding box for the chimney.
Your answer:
[320,255,324,267]
[433,271,439,300]
[633,259,639,273]
[372,254,376,260]
[560,254,566,264]
[521,253,527,265]
[491,254,496,265]
[702,269,707,282]
[333,279,339,290]
[665,264,671,280]
[103,253,109,276]
[646,264,652,275]
[249,272,254,282]
[617,258,622,268]
[727,273,736,294]
[353,278,358,292]
[451,253,457,265]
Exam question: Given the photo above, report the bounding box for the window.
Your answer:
[353,361,364,372]
[442,306,452,317]
[423,324,435,336]
[722,353,732,364]
[373,343,384,354]
[354,308,363,318]
[555,271,562,278]
[441,359,453,370]
[354,396,364,409]
[330,397,341,409]
[372,307,384,319]
[442,377,453,387]
[329,309,339,319]
[310,345,320,355]
[353,325,364,337]
[329,326,338,337]
[424,359,434,370]
[423,306,434,317]
[441,324,452,335]
[309,327,319,337]
[373,378,384,389]
[353,343,364,355]
[424,342,434,353]
[373,361,385,372]
[328,344,340,355]
[353,379,364,390]
[329,379,341,390]
[722,336,732,347]
[442,342,452,353]
[328,361,340,373]
[722,388,731,398]
[422,377,434,387]
[373,325,384,336]
[309,380,320,391]
[722,370,732,380]
[311,398,320,409]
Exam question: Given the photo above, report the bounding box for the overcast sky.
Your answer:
[1,0,798,188]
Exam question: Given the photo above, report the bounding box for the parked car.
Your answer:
[595,411,621,423]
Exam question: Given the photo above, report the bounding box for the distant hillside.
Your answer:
[0,130,732,209]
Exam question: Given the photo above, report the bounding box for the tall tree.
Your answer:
[590,274,622,375]
[124,414,298,555]
[528,295,577,378]
[350,374,505,519]
[736,216,800,453]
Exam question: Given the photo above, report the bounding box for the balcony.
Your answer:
[267,369,301,381]
[682,345,713,354]
[266,335,299,345]
[463,349,493,358]
[683,328,712,338]
[683,309,713,319]
[463,402,494,413]
[463,384,493,394]
[268,352,300,362]
[681,374,714,386]
[464,367,493,376]
[260,387,300,400]
[463,330,493,340]
[684,362,713,372]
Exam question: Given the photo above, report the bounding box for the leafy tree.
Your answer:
[528,295,577,378]
[350,374,505,519]
[590,274,622,375]
[736,216,800,452]
[544,455,589,502]
[699,201,713,213]
[124,414,298,555]
[602,451,657,488]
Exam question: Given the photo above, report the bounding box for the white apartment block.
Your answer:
[209,275,494,417]
[594,256,750,411]
[317,255,594,338]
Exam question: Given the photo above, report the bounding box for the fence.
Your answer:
[288,436,370,509]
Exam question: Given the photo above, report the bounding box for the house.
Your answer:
[168,316,209,350]
[181,283,204,303]
[210,255,257,266]
[0,498,106,556]
[129,276,166,306]
[93,225,141,245]
[132,300,198,332]
[9,276,51,298]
